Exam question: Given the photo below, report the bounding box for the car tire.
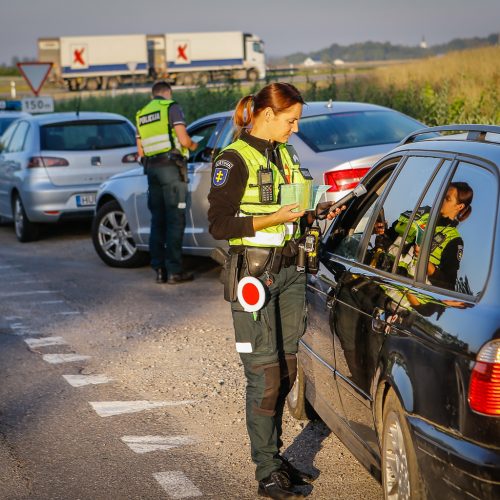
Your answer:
[382,389,425,500]
[287,360,317,420]
[92,200,149,268]
[13,195,40,242]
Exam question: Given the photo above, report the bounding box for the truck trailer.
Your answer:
[38,31,266,90]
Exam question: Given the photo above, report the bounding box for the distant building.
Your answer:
[303,57,320,67]
[333,58,345,66]
[420,37,428,49]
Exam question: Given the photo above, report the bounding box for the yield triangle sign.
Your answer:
[17,62,53,96]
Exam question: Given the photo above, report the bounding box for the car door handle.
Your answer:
[372,307,386,333]
[91,156,102,166]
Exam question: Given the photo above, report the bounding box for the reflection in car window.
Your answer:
[297,111,422,153]
[325,165,394,259]
[5,121,29,153]
[364,156,442,272]
[215,119,237,152]
[41,120,135,151]
[425,162,496,296]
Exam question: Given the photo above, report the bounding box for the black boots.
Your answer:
[167,271,194,284]
[155,268,167,283]
[258,471,304,499]
[278,455,315,486]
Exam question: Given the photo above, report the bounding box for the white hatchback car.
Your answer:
[0,111,138,241]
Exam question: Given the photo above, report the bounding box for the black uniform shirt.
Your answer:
[207,131,287,241]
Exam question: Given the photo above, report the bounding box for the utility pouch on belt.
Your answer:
[244,247,273,278]
[174,156,188,183]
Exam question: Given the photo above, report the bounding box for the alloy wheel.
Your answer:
[97,210,137,263]
[383,411,411,500]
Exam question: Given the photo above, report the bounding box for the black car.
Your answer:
[288,125,500,499]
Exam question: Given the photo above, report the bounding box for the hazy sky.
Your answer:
[1,0,499,64]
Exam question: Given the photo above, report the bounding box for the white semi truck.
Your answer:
[38,31,266,91]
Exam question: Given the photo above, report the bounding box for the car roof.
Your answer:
[0,111,30,119]
[21,111,131,125]
[392,126,500,167]
[190,101,412,127]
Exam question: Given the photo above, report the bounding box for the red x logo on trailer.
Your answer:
[73,48,85,66]
[177,44,189,62]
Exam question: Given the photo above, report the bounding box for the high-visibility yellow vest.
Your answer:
[221,139,310,248]
[136,99,187,158]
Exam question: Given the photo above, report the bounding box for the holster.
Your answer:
[244,247,274,278]
[172,154,188,183]
[224,250,242,302]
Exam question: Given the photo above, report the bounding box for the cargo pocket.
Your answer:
[231,303,273,356]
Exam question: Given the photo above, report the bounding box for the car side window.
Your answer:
[0,122,19,152]
[5,121,29,153]
[423,161,496,296]
[364,156,443,272]
[324,161,396,259]
[188,121,218,162]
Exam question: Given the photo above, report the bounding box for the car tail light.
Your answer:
[469,340,500,415]
[28,156,69,168]
[122,153,139,163]
[324,167,370,192]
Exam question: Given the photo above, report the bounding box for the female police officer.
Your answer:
[208,83,337,499]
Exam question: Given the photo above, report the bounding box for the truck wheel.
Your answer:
[182,74,194,86]
[92,200,149,268]
[86,78,100,91]
[106,78,119,90]
[287,360,317,420]
[382,389,425,500]
[13,195,40,242]
[247,69,259,81]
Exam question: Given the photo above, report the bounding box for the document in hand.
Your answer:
[280,183,330,211]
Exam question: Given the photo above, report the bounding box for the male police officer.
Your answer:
[136,81,198,284]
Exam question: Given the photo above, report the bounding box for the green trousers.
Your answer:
[231,265,307,481]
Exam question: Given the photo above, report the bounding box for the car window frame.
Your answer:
[0,121,20,152]
[187,117,227,163]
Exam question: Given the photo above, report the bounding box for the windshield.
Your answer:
[41,120,136,151]
[297,110,422,152]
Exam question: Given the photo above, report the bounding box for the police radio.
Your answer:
[258,166,274,203]
[296,225,321,274]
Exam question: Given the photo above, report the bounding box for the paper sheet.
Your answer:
[280,184,330,211]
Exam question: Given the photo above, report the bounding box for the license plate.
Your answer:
[76,193,96,207]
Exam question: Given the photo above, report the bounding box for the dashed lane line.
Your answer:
[121,435,197,454]
[39,300,65,304]
[25,337,67,348]
[0,290,56,297]
[55,311,81,315]
[42,353,91,364]
[153,471,202,499]
[90,400,196,418]
[62,374,114,387]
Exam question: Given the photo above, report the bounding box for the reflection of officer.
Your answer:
[208,83,338,499]
[136,81,198,284]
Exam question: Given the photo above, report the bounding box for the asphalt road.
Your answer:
[0,221,382,499]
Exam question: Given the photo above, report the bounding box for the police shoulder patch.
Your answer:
[212,166,229,187]
[457,245,463,261]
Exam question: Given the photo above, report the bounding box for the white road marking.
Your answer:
[90,400,195,417]
[10,323,27,329]
[25,336,67,348]
[62,374,113,387]
[153,471,202,499]
[0,290,55,297]
[5,316,22,320]
[42,354,91,364]
[10,280,48,284]
[121,435,197,454]
[56,311,80,315]
[0,265,21,269]
[39,300,65,304]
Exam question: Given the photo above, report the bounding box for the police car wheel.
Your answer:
[92,200,149,268]
[13,195,40,243]
[286,361,317,421]
[381,390,425,500]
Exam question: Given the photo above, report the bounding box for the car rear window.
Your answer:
[297,111,422,152]
[41,120,135,151]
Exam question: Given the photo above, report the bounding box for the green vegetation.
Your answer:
[55,46,499,126]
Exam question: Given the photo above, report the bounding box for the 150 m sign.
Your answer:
[22,96,54,113]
